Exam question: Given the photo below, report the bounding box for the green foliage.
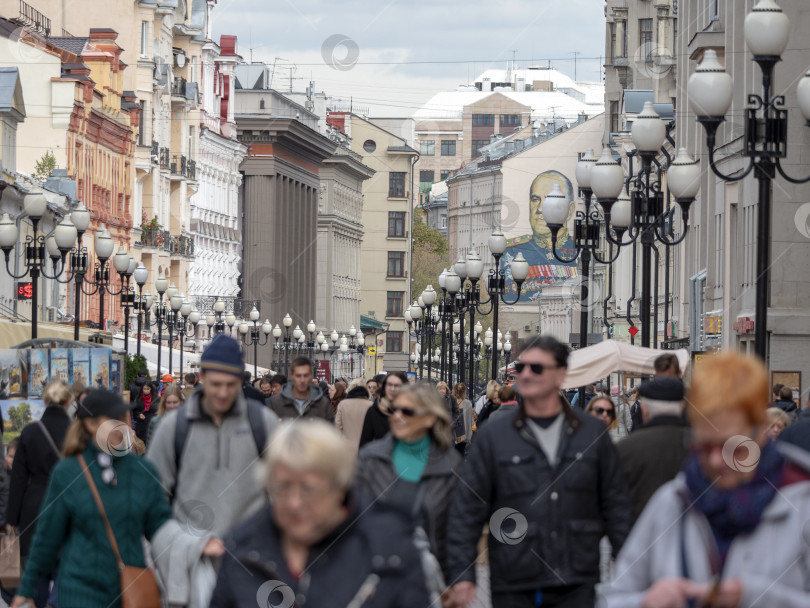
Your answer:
[6,402,32,432]
[32,150,57,181]
[124,354,148,390]
[411,214,451,302]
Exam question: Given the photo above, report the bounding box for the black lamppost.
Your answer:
[688,0,810,361]
[238,306,272,378]
[132,262,149,357]
[152,274,168,375]
[163,289,184,376]
[587,125,698,349]
[449,248,529,397]
[75,230,133,334]
[404,309,414,373]
[0,193,78,340]
[64,203,90,340]
[282,313,293,375]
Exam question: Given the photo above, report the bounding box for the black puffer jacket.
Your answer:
[355,434,462,575]
[446,397,633,593]
[209,493,430,608]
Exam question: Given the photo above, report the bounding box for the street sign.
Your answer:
[368,346,377,355]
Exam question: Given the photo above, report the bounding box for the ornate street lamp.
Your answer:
[688,0,810,360]
[239,305,272,378]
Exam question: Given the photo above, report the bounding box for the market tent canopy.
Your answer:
[561,340,689,389]
[0,318,96,349]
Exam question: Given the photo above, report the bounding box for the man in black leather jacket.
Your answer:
[447,336,633,608]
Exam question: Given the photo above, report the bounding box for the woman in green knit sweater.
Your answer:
[12,389,222,608]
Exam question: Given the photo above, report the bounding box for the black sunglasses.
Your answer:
[514,362,559,375]
[387,406,427,417]
[594,406,616,418]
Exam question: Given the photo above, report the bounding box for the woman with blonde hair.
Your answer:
[601,351,810,607]
[763,407,791,441]
[355,382,462,600]
[586,393,620,441]
[476,379,502,426]
[210,420,430,606]
[7,379,73,607]
[146,384,184,446]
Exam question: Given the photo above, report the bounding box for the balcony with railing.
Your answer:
[169,234,194,257]
[159,147,170,170]
[137,227,171,251]
[16,0,50,36]
[171,78,199,105]
[151,140,159,163]
[169,155,197,180]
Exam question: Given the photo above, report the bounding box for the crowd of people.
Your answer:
[1,333,809,607]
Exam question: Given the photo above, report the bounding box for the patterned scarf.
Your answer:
[684,440,784,564]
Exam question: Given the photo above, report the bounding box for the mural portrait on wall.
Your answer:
[502,170,579,302]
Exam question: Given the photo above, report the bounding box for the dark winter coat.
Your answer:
[268,383,333,421]
[242,382,266,404]
[359,400,391,447]
[7,407,71,556]
[17,442,171,607]
[616,415,689,522]
[355,434,462,575]
[209,494,431,608]
[132,393,156,442]
[446,397,633,593]
[775,399,799,413]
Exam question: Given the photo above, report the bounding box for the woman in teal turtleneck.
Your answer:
[355,382,463,589]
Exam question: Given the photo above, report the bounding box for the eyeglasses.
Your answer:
[97,452,117,486]
[594,407,615,418]
[513,362,560,375]
[387,405,428,418]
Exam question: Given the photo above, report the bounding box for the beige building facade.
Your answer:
[673,1,810,390]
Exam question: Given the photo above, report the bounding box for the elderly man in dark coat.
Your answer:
[616,376,689,522]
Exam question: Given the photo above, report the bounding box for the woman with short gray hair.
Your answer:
[209,420,430,607]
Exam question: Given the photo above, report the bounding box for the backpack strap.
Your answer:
[171,404,190,502]
[245,399,268,457]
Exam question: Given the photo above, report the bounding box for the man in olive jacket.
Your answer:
[268,356,333,421]
[448,336,633,608]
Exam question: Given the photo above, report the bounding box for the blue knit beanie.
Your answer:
[200,334,245,377]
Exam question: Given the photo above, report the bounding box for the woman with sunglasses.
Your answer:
[601,352,810,608]
[11,389,220,608]
[359,371,408,448]
[586,394,621,441]
[355,382,461,603]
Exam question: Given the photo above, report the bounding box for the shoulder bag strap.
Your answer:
[77,454,125,572]
[37,420,63,460]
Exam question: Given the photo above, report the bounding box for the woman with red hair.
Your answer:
[601,351,810,607]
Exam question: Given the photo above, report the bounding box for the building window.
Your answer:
[440,215,447,229]
[386,331,403,353]
[609,22,617,61]
[386,292,404,317]
[499,114,521,127]
[639,19,654,58]
[610,100,620,134]
[389,172,406,198]
[419,140,435,156]
[387,252,406,277]
[363,139,376,153]
[471,140,488,157]
[388,211,406,237]
[419,170,435,193]
[472,114,495,126]
[440,170,451,181]
[441,140,456,156]
[140,21,149,56]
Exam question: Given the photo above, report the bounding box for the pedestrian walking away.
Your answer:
[447,336,632,608]
[335,378,372,450]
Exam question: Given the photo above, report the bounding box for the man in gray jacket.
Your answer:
[268,356,333,421]
[147,334,278,607]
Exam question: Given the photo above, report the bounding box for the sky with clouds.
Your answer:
[211,0,606,117]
